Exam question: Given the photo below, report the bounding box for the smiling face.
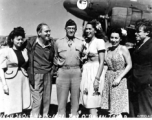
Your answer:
[85,24,96,39]
[13,36,24,49]
[65,25,76,38]
[38,25,51,41]
[110,32,121,47]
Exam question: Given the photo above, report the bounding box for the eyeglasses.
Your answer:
[136,28,145,33]
[136,29,144,33]
[135,30,140,33]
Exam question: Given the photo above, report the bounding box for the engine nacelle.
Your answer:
[110,7,152,29]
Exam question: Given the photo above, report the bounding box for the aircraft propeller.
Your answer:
[99,14,109,33]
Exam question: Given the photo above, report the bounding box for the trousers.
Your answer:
[30,72,53,117]
[56,67,81,117]
[138,86,152,117]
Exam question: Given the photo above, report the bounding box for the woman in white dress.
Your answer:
[0,27,31,116]
[80,20,106,117]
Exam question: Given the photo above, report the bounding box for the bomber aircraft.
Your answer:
[63,0,152,32]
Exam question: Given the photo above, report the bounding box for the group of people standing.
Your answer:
[0,18,152,118]
[0,23,54,118]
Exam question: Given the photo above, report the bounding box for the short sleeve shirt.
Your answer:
[86,38,105,54]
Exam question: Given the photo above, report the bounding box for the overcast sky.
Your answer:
[0,0,83,38]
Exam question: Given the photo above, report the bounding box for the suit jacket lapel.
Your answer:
[136,39,152,53]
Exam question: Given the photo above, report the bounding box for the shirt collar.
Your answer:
[36,37,51,48]
[65,36,75,42]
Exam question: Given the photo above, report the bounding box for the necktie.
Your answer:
[68,40,72,47]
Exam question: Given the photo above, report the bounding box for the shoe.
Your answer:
[69,114,79,118]
[54,113,65,118]
[116,114,122,118]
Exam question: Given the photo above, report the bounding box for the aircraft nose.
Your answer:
[63,0,69,9]
[63,0,77,9]
[63,0,92,21]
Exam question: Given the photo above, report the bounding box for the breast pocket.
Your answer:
[75,47,82,60]
[75,46,82,53]
[57,49,67,66]
[58,49,67,59]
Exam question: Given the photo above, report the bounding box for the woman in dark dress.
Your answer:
[132,19,152,117]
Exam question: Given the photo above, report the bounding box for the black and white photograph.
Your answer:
[0,0,152,118]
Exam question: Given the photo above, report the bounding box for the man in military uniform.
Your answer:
[54,19,84,117]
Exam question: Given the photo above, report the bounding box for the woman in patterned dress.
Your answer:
[80,20,107,117]
[0,27,31,116]
[101,28,132,117]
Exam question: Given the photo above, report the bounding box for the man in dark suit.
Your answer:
[131,19,152,117]
[26,23,54,118]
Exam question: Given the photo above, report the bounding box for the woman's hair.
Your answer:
[83,19,108,41]
[7,27,25,48]
[108,27,128,45]
[108,28,123,39]
[135,19,152,37]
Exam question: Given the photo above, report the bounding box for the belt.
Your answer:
[7,63,18,68]
[7,64,24,70]
[60,65,80,69]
